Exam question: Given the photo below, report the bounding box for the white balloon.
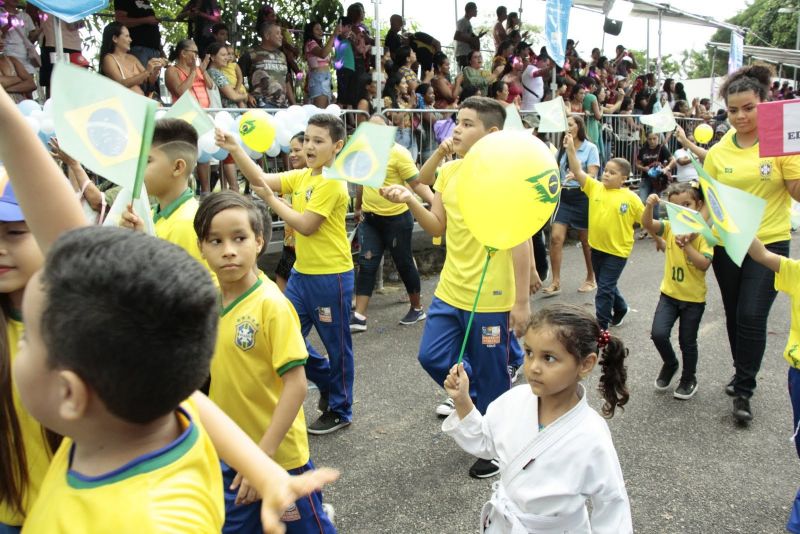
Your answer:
[215,110,234,129]
[325,104,342,117]
[42,98,54,116]
[273,110,289,129]
[287,105,305,122]
[29,109,44,120]
[39,117,55,135]
[302,104,318,119]
[275,125,292,147]
[198,131,218,154]
[24,116,40,133]
[266,140,281,158]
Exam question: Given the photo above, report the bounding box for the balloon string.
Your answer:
[457,247,496,365]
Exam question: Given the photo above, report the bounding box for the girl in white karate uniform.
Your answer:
[443,304,633,534]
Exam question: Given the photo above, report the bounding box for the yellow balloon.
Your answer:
[239,110,276,152]
[693,123,713,144]
[458,131,561,250]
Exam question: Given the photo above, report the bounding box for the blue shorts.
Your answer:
[0,524,21,534]
[221,460,336,534]
[308,70,332,100]
[418,296,523,414]
[552,187,589,230]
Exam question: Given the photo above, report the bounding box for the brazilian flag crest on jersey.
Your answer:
[235,316,259,351]
[323,122,397,188]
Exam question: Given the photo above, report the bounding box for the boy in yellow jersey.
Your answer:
[564,133,644,330]
[747,238,800,532]
[380,97,531,479]
[350,114,434,332]
[121,118,215,283]
[195,191,336,533]
[217,114,355,435]
[641,183,713,400]
[0,86,339,534]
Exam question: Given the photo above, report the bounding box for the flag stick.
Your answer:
[456,247,496,365]
[132,101,157,200]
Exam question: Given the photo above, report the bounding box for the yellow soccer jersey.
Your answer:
[152,189,216,283]
[657,222,713,303]
[582,178,644,258]
[280,169,353,275]
[775,257,800,369]
[434,160,515,312]
[704,129,800,245]
[362,143,419,217]
[21,400,223,534]
[1,318,52,527]
[209,277,310,470]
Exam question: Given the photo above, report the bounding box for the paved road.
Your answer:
[301,233,798,534]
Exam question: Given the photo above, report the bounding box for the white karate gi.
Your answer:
[442,384,632,534]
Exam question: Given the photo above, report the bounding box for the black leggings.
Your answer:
[532,229,549,281]
[355,211,421,297]
[712,240,790,398]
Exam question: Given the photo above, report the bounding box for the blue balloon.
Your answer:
[280,145,290,154]
[17,100,41,116]
[213,148,229,161]
[198,151,212,164]
[37,131,53,147]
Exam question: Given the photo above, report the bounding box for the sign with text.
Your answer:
[758,100,800,158]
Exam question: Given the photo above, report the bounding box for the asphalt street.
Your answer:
[301,232,799,534]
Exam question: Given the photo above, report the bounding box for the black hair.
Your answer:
[169,38,195,62]
[303,20,323,48]
[152,118,199,172]
[211,22,228,35]
[355,73,376,113]
[720,64,773,102]
[195,191,268,252]
[395,46,414,71]
[41,227,217,424]
[290,131,305,144]
[99,22,125,75]
[382,72,404,107]
[416,82,432,98]
[459,96,506,130]
[465,2,477,11]
[307,113,346,143]
[459,85,481,101]
[496,5,507,16]
[205,41,228,58]
[665,181,704,203]
[528,304,629,418]
[487,80,507,99]
[433,52,449,72]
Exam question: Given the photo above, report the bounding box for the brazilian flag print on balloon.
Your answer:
[453,130,560,363]
[323,122,397,188]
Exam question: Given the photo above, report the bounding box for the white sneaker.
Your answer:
[322,503,335,524]
[436,397,455,417]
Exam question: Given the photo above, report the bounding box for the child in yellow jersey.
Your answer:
[0,86,340,534]
[350,114,434,332]
[747,238,800,533]
[641,183,713,400]
[121,118,216,284]
[563,133,644,330]
[0,184,55,533]
[195,191,336,534]
[380,97,532,479]
[217,114,355,435]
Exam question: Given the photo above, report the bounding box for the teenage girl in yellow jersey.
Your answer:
[641,183,713,400]
[0,184,56,533]
[703,65,800,423]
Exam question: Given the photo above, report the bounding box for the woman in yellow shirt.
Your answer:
[703,65,800,423]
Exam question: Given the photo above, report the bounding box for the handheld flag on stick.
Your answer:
[533,96,568,133]
[103,185,156,236]
[639,106,677,134]
[165,92,215,137]
[322,122,396,188]
[690,155,765,266]
[52,63,157,192]
[504,104,525,131]
[662,200,718,247]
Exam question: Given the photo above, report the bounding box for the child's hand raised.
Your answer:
[443,363,470,405]
[380,184,412,204]
[562,133,574,151]
[120,203,145,233]
[436,138,455,158]
[646,194,660,207]
[215,128,240,153]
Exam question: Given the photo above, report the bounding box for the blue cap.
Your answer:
[0,179,24,222]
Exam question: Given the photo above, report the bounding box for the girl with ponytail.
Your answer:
[442,303,632,533]
[704,64,800,423]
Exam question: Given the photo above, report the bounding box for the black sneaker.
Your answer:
[610,307,628,327]
[733,396,753,423]
[349,312,367,333]
[318,392,329,413]
[508,364,521,383]
[307,411,351,435]
[724,376,736,397]
[654,363,679,391]
[674,378,698,400]
[399,307,427,325]
[468,458,500,479]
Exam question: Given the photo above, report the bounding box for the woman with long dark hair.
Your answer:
[100,22,165,95]
[303,20,339,108]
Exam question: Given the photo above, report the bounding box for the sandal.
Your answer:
[541,285,561,297]
[577,281,597,293]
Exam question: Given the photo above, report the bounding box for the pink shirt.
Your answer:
[305,40,330,69]
[170,66,210,108]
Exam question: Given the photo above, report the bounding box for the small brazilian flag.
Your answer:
[323,122,397,188]
[52,63,156,194]
[690,155,766,266]
[663,200,718,247]
[164,91,214,136]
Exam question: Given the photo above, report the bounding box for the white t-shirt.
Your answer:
[1,9,37,74]
[521,65,544,110]
[674,148,698,183]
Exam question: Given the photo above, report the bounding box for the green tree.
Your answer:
[629,49,682,78]
[709,0,799,50]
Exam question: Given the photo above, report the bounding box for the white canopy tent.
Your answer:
[709,42,800,76]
